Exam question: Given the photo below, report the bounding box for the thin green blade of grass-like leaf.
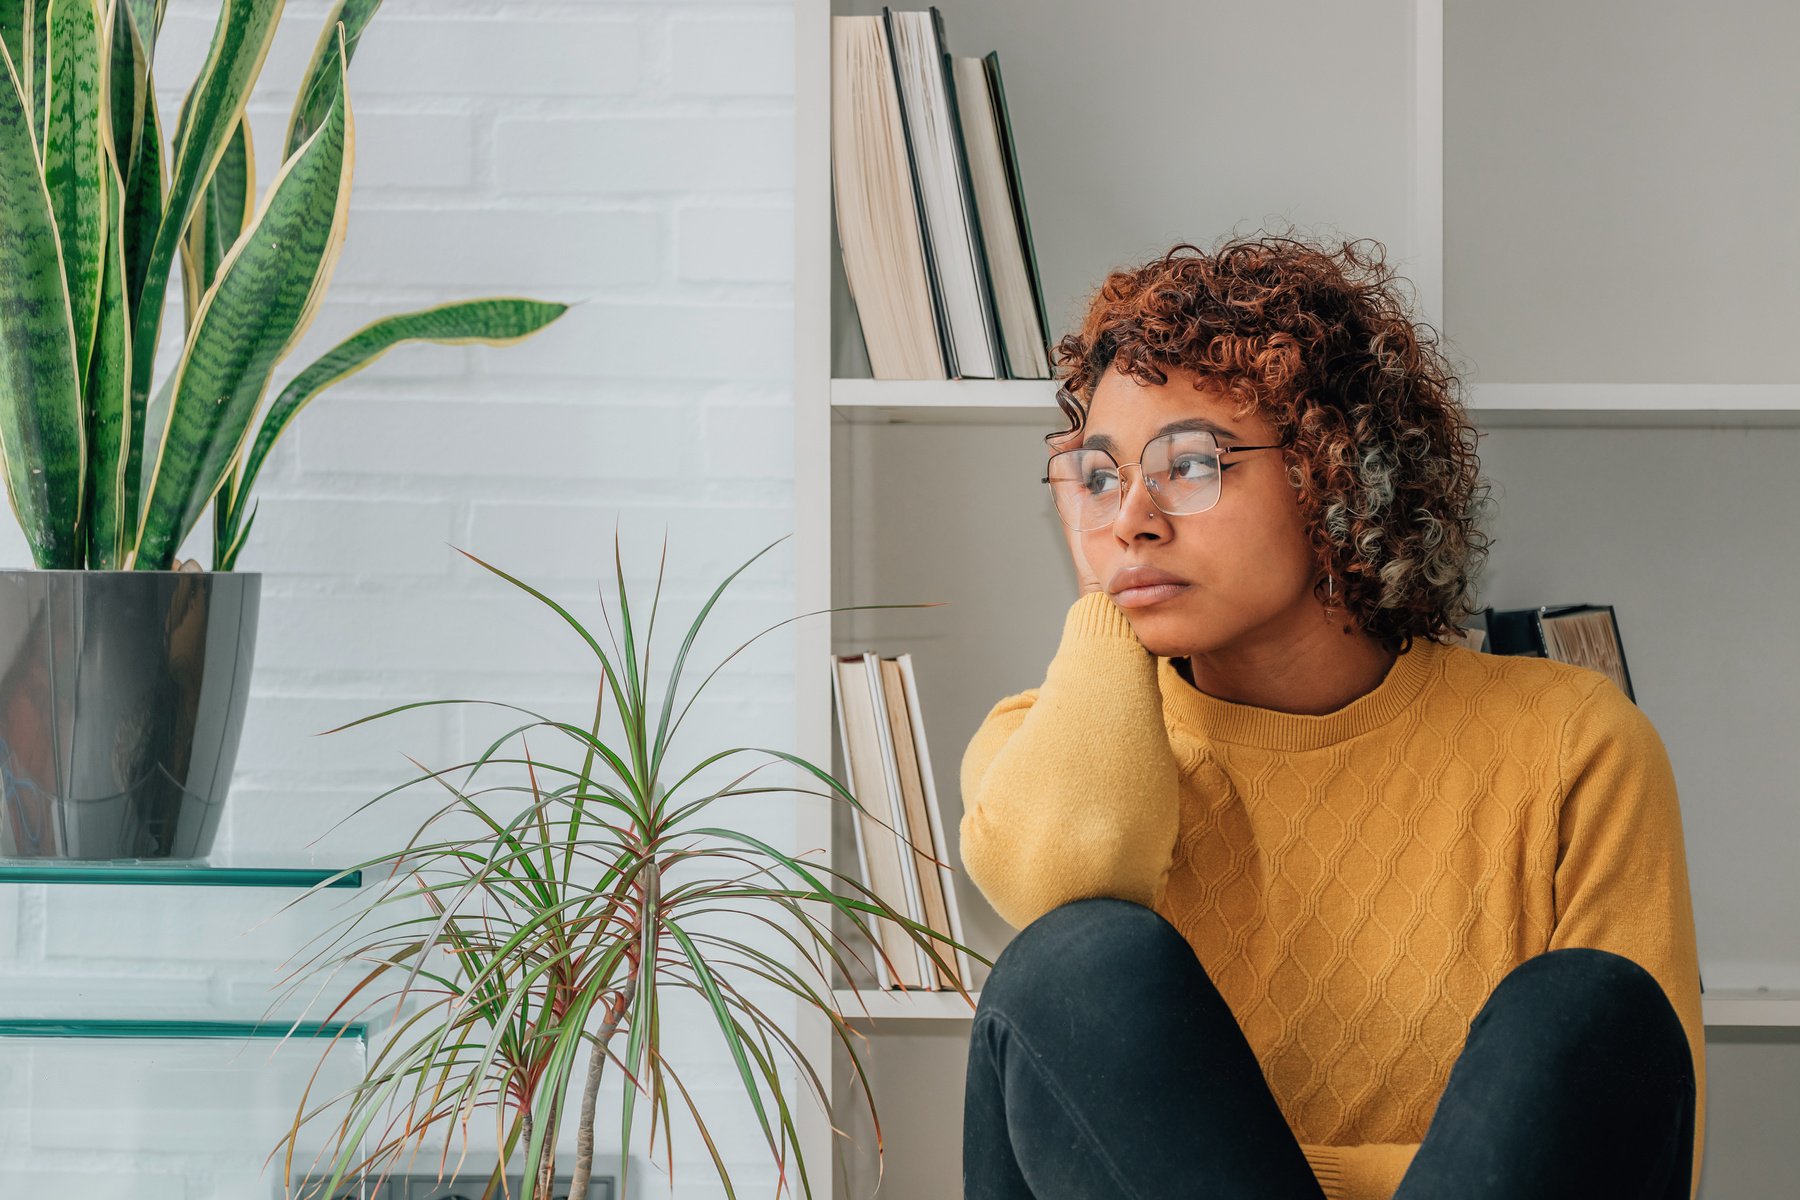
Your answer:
[654,1051,736,1200]
[451,545,647,787]
[720,989,818,1199]
[647,533,791,788]
[651,599,945,790]
[659,919,784,1165]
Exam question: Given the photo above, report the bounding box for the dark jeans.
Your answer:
[964,896,1695,1199]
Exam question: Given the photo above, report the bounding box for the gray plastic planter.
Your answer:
[0,569,259,860]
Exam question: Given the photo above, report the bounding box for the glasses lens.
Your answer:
[1149,432,1224,513]
[1045,432,1222,530]
[1045,450,1116,530]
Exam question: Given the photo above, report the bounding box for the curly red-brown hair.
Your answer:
[1050,230,1495,655]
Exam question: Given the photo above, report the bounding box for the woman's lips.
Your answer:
[1112,582,1190,609]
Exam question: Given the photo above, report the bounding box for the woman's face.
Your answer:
[1057,363,1328,660]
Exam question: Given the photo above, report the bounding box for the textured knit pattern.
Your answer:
[958,590,1707,1200]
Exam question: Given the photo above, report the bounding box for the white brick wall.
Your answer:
[0,0,799,1194]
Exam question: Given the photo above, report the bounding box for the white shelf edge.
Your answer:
[831,987,981,1021]
[1702,988,1800,1028]
[828,987,1800,1028]
[830,378,1800,427]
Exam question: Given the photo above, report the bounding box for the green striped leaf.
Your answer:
[44,0,104,387]
[107,0,159,319]
[26,0,43,156]
[134,25,345,570]
[282,0,381,162]
[126,0,281,447]
[126,0,162,56]
[0,4,27,121]
[0,30,82,566]
[176,109,252,332]
[214,298,567,567]
[108,1,158,536]
[82,123,130,568]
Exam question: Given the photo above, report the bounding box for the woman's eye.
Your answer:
[1171,455,1218,480]
[1083,470,1119,494]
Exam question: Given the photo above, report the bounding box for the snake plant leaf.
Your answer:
[0,32,84,567]
[83,120,130,568]
[215,298,568,568]
[44,0,104,387]
[134,26,347,569]
[182,114,253,309]
[126,0,163,56]
[0,4,25,121]
[126,0,281,431]
[107,0,161,329]
[26,0,44,156]
[282,0,380,162]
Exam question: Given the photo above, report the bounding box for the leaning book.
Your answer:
[878,654,975,991]
[831,652,928,989]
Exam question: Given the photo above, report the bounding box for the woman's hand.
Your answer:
[1062,519,1105,597]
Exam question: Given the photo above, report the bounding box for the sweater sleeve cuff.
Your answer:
[1301,1143,1348,1199]
[1063,588,1140,643]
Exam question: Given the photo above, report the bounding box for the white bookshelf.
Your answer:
[794,2,1800,1196]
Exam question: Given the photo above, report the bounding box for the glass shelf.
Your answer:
[0,1019,367,1041]
[0,1020,370,1196]
[0,861,363,888]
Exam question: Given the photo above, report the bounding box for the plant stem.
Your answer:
[570,970,640,1198]
[536,1089,562,1200]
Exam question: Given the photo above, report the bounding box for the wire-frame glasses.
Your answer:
[1041,430,1289,531]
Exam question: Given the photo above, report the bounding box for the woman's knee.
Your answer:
[1482,948,1690,1075]
[979,896,1201,1014]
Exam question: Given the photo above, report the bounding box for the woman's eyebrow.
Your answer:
[1079,417,1240,454]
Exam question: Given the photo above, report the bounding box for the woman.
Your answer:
[956,234,1704,1200]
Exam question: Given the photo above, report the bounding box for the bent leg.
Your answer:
[1394,946,1696,1200]
[962,896,1325,1200]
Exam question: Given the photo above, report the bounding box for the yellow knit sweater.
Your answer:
[958,590,1706,1200]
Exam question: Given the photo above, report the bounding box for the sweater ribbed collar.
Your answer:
[1156,635,1447,751]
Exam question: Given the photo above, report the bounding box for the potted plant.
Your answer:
[0,1,565,858]
[271,529,985,1200]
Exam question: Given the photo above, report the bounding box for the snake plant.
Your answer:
[0,0,565,571]
[270,529,984,1200]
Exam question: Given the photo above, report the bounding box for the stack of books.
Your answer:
[829,652,975,991]
[831,7,1051,381]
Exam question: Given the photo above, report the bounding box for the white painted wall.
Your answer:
[0,1,800,1195]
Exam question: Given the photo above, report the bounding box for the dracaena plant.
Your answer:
[269,529,984,1200]
[0,0,564,571]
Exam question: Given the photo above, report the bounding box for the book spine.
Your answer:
[984,50,1052,373]
[897,653,975,993]
[864,652,933,989]
[932,6,1007,379]
[881,6,959,380]
[828,656,893,991]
